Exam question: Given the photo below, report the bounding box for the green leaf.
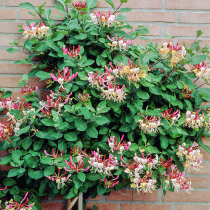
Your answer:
[51,32,65,41]
[97,184,106,195]
[33,139,44,151]
[19,2,36,11]
[18,126,30,136]
[80,107,91,119]
[34,42,48,51]
[41,119,54,126]
[198,138,210,154]
[136,90,150,100]
[36,71,51,81]
[75,118,87,131]
[119,8,131,12]
[160,135,169,149]
[78,172,86,182]
[44,166,55,176]
[64,132,77,141]
[1,91,12,98]
[120,0,128,2]
[87,174,100,181]
[12,150,22,163]
[86,126,98,138]
[86,0,98,9]
[195,92,203,107]
[149,87,161,95]
[58,139,67,151]
[33,170,44,180]
[8,168,19,177]
[44,8,51,22]
[0,156,12,165]
[99,127,109,135]
[105,0,115,9]
[197,30,204,38]
[3,178,17,186]
[10,186,19,195]
[116,15,127,20]
[75,33,87,40]
[6,48,19,53]
[95,117,109,125]
[129,143,138,151]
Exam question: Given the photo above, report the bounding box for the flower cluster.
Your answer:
[191,62,210,83]
[185,110,204,129]
[0,121,14,141]
[107,35,133,51]
[177,142,203,171]
[44,149,63,159]
[161,108,181,123]
[159,42,187,66]
[47,168,71,189]
[63,45,80,58]
[138,116,161,134]
[87,70,126,102]
[51,67,78,90]
[5,192,34,210]
[90,11,116,27]
[23,22,49,39]
[108,135,131,154]
[78,92,89,104]
[164,165,192,193]
[21,83,38,95]
[72,1,86,10]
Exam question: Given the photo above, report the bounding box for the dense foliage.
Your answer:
[1,0,210,209]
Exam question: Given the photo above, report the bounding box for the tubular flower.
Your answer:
[108,135,131,154]
[5,192,34,210]
[130,173,157,193]
[78,92,89,104]
[0,185,7,191]
[72,1,86,10]
[64,156,89,173]
[70,145,88,162]
[177,142,203,171]
[100,175,119,188]
[44,149,63,159]
[192,62,210,83]
[107,34,133,51]
[164,165,192,193]
[23,21,49,39]
[182,89,193,99]
[51,67,78,89]
[46,168,71,189]
[138,116,161,134]
[21,83,38,95]
[160,158,173,169]
[90,11,117,27]
[161,108,181,123]
[0,122,14,141]
[159,42,186,66]
[63,45,80,58]
[90,153,118,176]
[121,156,140,177]
[184,109,204,129]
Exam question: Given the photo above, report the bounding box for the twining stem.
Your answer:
[66,193,81,210]
[194,82,206,91]
[113,3,122,15]
[158,70,175,87]
[193,77,199,83]
[149,59,163,68]
[38,12,49,27]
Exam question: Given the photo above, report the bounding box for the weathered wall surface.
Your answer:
[0,0,210,209]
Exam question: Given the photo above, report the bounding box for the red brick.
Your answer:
[41,203,63,210]
[190,177,210,188]
[0,63,31,74]
[201,149,210,160]
[85,203,118,210]
[41,91,50,101]
[0,118,7,123]
[201,136,210,147]
[162,191,210,202]
[107,189,132,201]
[133,190,158,201]
[0,77,46,88]
[121,204,171,210]
[112,0,162,9]
[86,194,103,201]
[0,9,16,19]
[0,0,2,6]
[179,12,210,24]
[0,49,26,60]
[52,195,64,200]
[166,0,210,10]
[126,12,176,22]
[0,150,8,156]
[19,9,64,20]
[132,38,168,47]
[125,25,161,36]
[176,205,210,210]
[190,163,210,175]
[0,23,23,34]
[0,165,13,171]
[0,36,15,47]
[165,26,210,37]
[6,0,55,6]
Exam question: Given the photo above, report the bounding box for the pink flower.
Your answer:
[44,149,63,159]
[63,45,80,58]
[161,108,180,122]
[100,175,119,188]
[72,1,86,10]
[0,184,7,191]
[21,83,38,95]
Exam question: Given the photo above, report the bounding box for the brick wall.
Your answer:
[1,0,210,209]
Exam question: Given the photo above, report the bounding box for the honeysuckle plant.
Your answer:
[1,0,210,209]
